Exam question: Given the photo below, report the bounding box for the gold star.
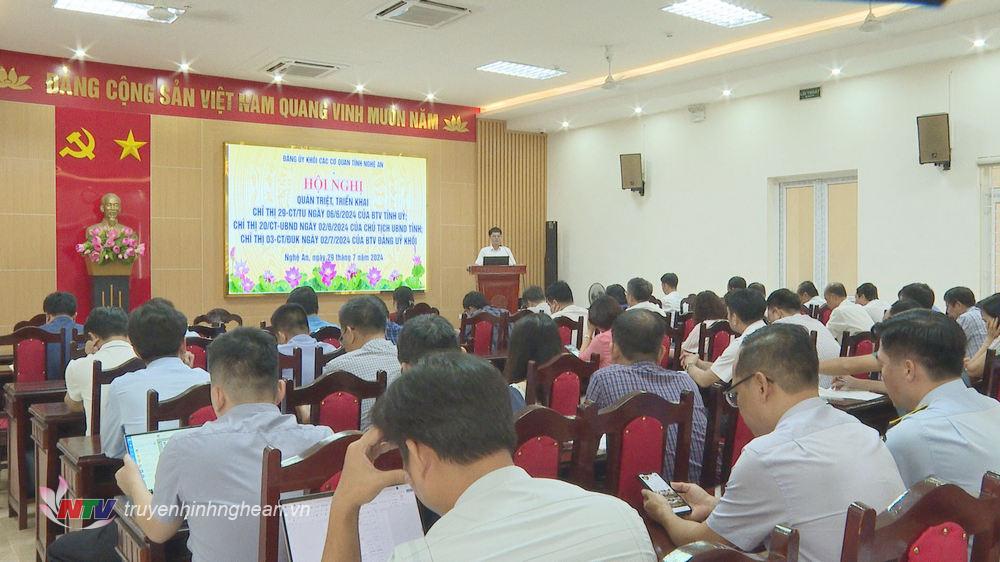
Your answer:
[114,130,147,161]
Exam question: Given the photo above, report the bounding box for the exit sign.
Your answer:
[799,87,822,100]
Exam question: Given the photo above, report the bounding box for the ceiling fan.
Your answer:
[601,45,620,91]
[858,0,883,32]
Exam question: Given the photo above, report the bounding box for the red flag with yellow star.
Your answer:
[56,107,150,316]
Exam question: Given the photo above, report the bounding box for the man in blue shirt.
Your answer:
[287,286,338,333]
[39,292,83,380]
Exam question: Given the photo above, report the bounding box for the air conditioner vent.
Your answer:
[373,0,470,29]
[262,58,348,79]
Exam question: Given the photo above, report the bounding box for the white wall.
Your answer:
[547,50,1000,306]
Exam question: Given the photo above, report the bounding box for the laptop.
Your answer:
[482,255,510,266]
[281,484,424,562]
[124,426,199,492]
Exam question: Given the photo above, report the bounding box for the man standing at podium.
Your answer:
[475,226,516,266]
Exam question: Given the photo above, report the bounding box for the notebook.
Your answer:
[281,484,424,562]
[124,426,198,492]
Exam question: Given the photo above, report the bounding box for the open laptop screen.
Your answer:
[124,426,199,492]
[482,255,510,266]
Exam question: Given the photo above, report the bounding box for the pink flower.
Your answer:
[263,270,276,283]
[367,267,381,287]
[347,263,358,279]
[285,267,302,287]
[112,245,121,254]
[89,228,100,236]
[125,248,135,257]
[229,246,236,259]
[235,260,250,278]
[93,242,103,252]
[91,236,101,246]
[136,243,146,255]
[413,255,422,266]
[320,261,336,279]
[75,243,85,253]
[389,269,401,281]
[123,227,133,236]
[123,237,135,248]
[241,276,255,292]
[89,253,100,263]
[107,229,118,241]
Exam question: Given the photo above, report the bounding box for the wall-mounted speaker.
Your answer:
[620,153,645,196]
[545,221,558,288]
[916,113,951,170]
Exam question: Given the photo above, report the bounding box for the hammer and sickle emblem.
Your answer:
[58,127,96,160]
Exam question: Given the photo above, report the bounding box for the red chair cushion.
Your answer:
[851,339,876,379]
[683,319,695,339]
[15,340,47,382]
[820,308,833,325]
[188,406,217,426]
[617,416,666,510]
[550,372,580,416]
[901,522,968,561]
[659,335,673,369]
[318,392,361,432]
[188,346,207,370]
[0,416,8,430]
[710,332,732,362]
[472,321,493,355]
[730,414,754,468]
[514,436,560,479]
[557,326,572,346]
[322,338,340,348]
[320,471,342,492]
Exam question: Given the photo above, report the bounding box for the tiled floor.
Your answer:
[0,469,40,562]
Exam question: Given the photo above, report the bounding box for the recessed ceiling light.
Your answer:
[661,0,769,29]
[72,47,87,59]
[424,92,436,102]
[722,88,733,97]
[477,61,567,80]
[354,83,365,93]
[272,74,284,84]
[178,61,191,72]
[633,106,643,115]
[53,0,185,24]
[973,38,987,48]
[560,120,570,129]
[831,67,842,76]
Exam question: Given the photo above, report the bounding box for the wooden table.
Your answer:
[30,402,85,560]
[3,380,67,530]
[57,435,123,513]
[113,498,190,562]
[830,395,897,435]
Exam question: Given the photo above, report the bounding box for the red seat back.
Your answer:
[710,331,732,361]
[616,416,666,509]
[321,337,340,348]
[513,403,596,488]
[188,406,217,426]
[819,307,832,325]
[318,391,362,432]
[683,318,696,339]
[901,522,969,562]
[514,435,561,479]
[729,414,754,469]
[188,345,207,370]
[557,325,572,346]
[14,339,47,382]
[473,320,493,355]
[550,372,581,416]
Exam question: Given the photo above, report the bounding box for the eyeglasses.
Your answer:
[724,374,770,408]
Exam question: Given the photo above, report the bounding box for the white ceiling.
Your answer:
[1,0,999,130]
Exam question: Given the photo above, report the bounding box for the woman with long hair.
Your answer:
[505,313,565,400]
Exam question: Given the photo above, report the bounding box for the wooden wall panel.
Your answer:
[476,120,547,293]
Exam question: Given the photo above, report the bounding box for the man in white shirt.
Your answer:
[824,283,874,343]
[660,272,683,313]
[626,277,668,318]
[645,324,904,562]
[766,289,842,387]
[520,285,550,315]
[797,281,825,308]
[546,281,588,324]
[64,307,138,435]
[321,352,656,562]
[878,309,1000,495]
[272,303,337,386]
[474,226,516,266]
[856,282,890,324]
[682,289,767,387]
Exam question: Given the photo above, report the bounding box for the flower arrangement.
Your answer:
[227,247,426,295]
[76,227,145,265]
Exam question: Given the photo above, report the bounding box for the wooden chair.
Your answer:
[185,336,211,370]
[648,296,663,308]
[840,331,877,379]
[459,311,509,355]
[311,325,342,348]
[145,383,217,431]
[69,332,89,360]
[594,391,695,510]
[979,349,1000,400]
[277,347,304,387]
[0,327,67,382]
[192,308,243,327]
[660,323,685,370]
[258,431,362,562]
[818,305,833,325]
[508,309,535,325]
[315,348,346,375]
[89,357,146,435]
[840,472,1000,562]
[554,315,584,348]
[699,382,739,489]
[805,304,822,320]
[12,313,46,332]
[258,322,277,337]
[698,321,737,362]
[285,370,387,431]
[187,324,225,339]
[667,527,800,561]
[513,403,597,487]
[401,302,439,323]
[525,352,599,416]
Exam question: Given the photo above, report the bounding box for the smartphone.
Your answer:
[638,472,692,516]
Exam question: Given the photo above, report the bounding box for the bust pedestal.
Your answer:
[86,261,133,310]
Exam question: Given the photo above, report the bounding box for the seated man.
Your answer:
[746,282,766,298]
[682,289,767,387]
[726,276,747,294]
[64,307,137,434]
[322,352,656,561]
[878,309,1000,495]
[765,289,841,387]
[856,282,889,324]
[100,300,210,459]
[660,273,682,313]
[585,309,707,482]
[644,324,904,562]
[375,298,403,345]
[943,286,987,359]
[40,291,84,379]
[322,296,401,429]
[796,281,825,308]
[545,280,588,324]
[521,285,550,315]
[898,282,937,311]
[287,285,339,333]
[115,328,333,561]
[824,282,873,343]
[461,291,508,352]
[272,303,336,386]
[625,277,668,318]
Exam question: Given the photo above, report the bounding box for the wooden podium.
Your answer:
[468,265,526,310]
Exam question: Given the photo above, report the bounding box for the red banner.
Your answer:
[0,49,477,142]
[56,107,151,316]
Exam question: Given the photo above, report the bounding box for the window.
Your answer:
[980,163,1000,292]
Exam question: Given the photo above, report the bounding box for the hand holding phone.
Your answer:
[638,472,692,517]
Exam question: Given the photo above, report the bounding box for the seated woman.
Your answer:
[963,292,1000,380]
[605,284,628,310]
[680,290,728,356]
[579,295,620,368]
[504,313,565,409]
[391,286,414,323]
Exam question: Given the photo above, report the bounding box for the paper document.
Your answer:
[819,388,884,402]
